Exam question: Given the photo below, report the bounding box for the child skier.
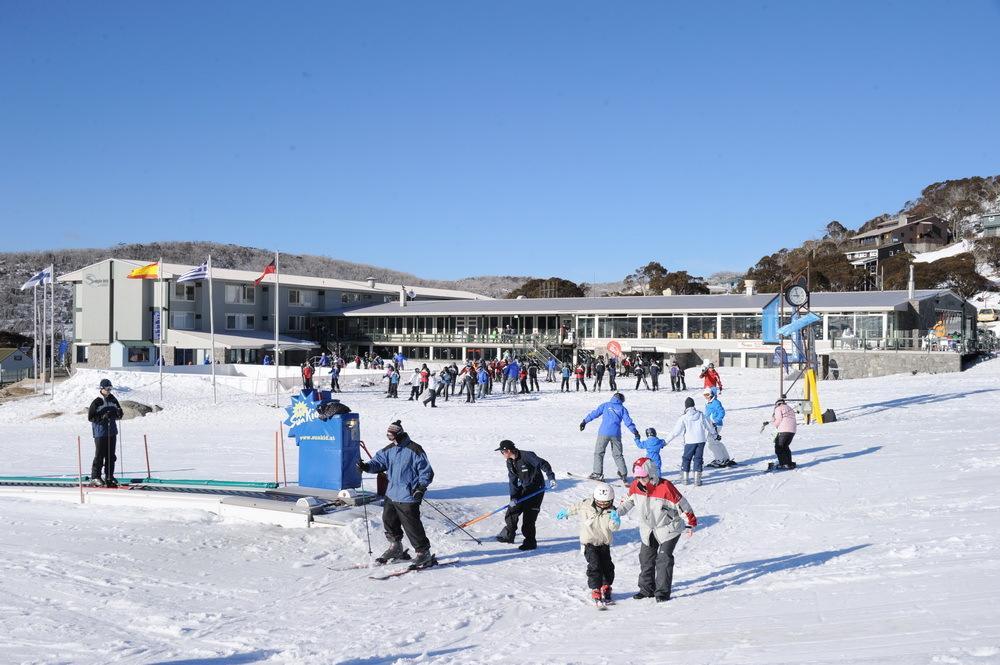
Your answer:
[634,427,667,475]
[556,483,621,608]
[703,387,736,468]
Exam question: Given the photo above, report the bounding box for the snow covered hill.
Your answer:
[2,363,1000,664]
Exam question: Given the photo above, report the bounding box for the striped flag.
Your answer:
[127,261,160,279]
[20,267,52,290]
[254,259,277,285]
[176,261,208,283]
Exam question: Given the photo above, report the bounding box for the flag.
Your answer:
[177,261,208,283]
[127,262,160,279]
[254,259,276,285]
[20,267,52,290]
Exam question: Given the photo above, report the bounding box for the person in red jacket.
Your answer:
[618,457,696,602]
[700,362,723,391]
[574,364,588,392]
[301,362,314,390]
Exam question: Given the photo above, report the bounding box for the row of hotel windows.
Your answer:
[170,283,391,307]
[170,312,308,332]
[342,313,887,340]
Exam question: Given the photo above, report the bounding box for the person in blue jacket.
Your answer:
[546,357,558,382]
[505,359,521,393]
[477,366,490,399]
[704,387,736,468]
[359,420,437,568]
[262,354,272,366]
[635,427,667,474]
[560,363,572,392]
[87,378,124,487]
[580,392,640,481]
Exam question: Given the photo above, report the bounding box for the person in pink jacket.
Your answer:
[767,396,797,469]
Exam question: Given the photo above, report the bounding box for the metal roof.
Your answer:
[337,289,954,316]
[57,258,491,301]
[167,329,316,350]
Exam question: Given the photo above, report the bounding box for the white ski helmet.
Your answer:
[593,484,615,503]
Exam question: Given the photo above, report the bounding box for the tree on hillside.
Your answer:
[973,237,1000,278]
[745,242,864,292]
[620,262,709,295]
[881,252,990,299]
[505,277,588,299]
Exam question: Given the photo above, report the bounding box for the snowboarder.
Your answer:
[87,378,124,487]
[358,421,436,568]
[618,457,697,603]
[495,440,557,551]
[767,396,798,470]
[580,392,640,482]
[555,483,621,607]
[700,362,723,391]
[664,397,718,486]
[703,388,735,468]
[635,427,667,475]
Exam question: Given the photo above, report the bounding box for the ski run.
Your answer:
[2,362,1000,664]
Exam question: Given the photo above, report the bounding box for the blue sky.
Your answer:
[2,1,999,283]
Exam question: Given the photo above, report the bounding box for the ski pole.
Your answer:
[423,498,482,544]
[445,487,546,534]
[359,469,373,557]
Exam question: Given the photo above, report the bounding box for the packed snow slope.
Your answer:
[2,362,1000,665]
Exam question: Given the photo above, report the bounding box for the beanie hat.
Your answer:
[684,397,695,409]
[387,420,404,437]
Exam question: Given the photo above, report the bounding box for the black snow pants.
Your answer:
[91,433,117,480]
[383,498,430,553]
[498,491,544,546]
[638,533,679,599]
[774,432,796,466]
[584,543,615,589]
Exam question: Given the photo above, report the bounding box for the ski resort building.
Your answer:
[57,258,489,369]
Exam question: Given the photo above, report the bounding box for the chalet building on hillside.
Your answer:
[979,212,1000,237]
[843,214,952,284]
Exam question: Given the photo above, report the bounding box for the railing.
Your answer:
[350,332,567,347]
[830,334,979,354]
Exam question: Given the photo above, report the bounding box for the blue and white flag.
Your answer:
[20,267,52,290]
[176,261,208,283]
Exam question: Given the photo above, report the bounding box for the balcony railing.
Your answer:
[348,331,568,346]
[830,332,979,354]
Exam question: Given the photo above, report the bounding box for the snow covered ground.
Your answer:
[2,362,1000,665]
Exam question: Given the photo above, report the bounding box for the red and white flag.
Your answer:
[254,259,276,285]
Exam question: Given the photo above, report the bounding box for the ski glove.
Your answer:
[412,485,427,502]
[555,509,569,520]
[609,510,621,527]
[716,435,722,441]
[548,479,558,490]
[579,421,586,431]
[508,499,518,508]
[357,460,370,472]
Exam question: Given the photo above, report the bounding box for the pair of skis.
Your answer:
[328,554,458,580]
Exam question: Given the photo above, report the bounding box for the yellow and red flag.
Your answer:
[126,261,160,279]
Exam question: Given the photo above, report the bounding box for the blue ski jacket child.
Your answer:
[561,365,572,379]
[366,435,434,504]
[705,394,726,427]
[635,436,667,473]
[547,358,557,371]
[582,394,639,438]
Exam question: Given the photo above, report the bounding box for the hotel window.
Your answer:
[578,316,596,338]
[597,315,638,338]
[127,347,150,363]
[226,313,255,330]
[641,316,683,339]
[288,315,306,331]
[720,314,762,339]
[173,283,195,301]
[288,289,314,307]
[224,284,255,305]
[170,311,196,330]
[687,315,717,339]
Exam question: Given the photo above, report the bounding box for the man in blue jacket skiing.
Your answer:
[359,420,437,568]
[580,392,640,482]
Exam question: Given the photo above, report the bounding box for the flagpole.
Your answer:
[32,284,38,393]
[50,264,55,401]
[40,271,47,395]
[274,251,280,408]
[208,255,217,405]
[158,257,164,401]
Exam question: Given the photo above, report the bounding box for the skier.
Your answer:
[580,392,640,482]
[560,363,572,392]
[422,372,442,407]
[463,369,477,403]
[700,362,723,391]
[505,359,521,394]
[555,483,621,607]
[607,357,618,391]
[669,361,681,391]
[419,364,430,395]
[593,357,606,392]
[665,397,718,486]
[495,440,557,551]
[633,363,649,390]
[406,368,422,400]
[767,396,798,470]
[703,388,736,468]
[329,364,342,393]
[648,362,661,391]
[87,378,124,487]
[358,420,436,568]
[635,427,667,475]
[528,361,540,392]
[575,363,588,391]
[386,366,400,398]
[546,357,557,382]
[618,457,697,603]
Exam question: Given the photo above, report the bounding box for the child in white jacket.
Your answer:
[556,483,621,606]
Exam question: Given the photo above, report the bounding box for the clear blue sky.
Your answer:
[2,1,999,283]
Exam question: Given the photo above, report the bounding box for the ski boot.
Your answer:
[587,472,603,481]
[88,477,105,487]
[375,540,411,565]
[600,585,614,604]
[590,589,606,609]
[724,459,738,467]
[706,460,723,469]
[695,472,702,487]
[682,472,691,486]
[409,550,436,570]
[105,477,119,488]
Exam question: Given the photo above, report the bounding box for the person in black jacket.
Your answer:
[87,378,124,487]
[495,440,557,551]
